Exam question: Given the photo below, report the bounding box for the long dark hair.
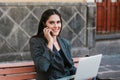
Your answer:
[37,9,62,36]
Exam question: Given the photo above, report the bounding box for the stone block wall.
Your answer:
[0,2,96,62]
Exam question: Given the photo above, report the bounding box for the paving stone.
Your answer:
[98,55,120,80]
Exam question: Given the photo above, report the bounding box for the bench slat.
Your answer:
[73,57,80,67]
[0,58,79,68]
[0,57,80,80]
[0,66,36,75]
[0,61,34,68]
[0,73,36,80]
[73,57,80,63]
[74,63,79,68]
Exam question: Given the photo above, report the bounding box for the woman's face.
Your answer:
[45,14,62,36]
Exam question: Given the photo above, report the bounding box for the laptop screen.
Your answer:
[75,54,102,80]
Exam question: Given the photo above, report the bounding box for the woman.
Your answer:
[30,9,76,80]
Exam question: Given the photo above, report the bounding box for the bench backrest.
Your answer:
[0,58,80,80]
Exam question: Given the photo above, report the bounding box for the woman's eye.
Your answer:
[49,21,54,24]
[57,21,61,24]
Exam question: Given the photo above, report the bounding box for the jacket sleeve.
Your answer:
[29,37,55,72]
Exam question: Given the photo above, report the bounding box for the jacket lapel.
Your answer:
[57,37,71,64]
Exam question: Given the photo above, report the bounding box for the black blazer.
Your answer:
[30,35,76,80]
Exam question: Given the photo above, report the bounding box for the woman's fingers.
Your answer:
[44,27,51,33]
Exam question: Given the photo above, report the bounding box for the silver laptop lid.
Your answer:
[75,54,102,80]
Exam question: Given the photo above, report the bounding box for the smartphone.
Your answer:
[50,31,53,36]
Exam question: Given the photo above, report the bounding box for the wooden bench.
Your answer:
[0,57,80,80]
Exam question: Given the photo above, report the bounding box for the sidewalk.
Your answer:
[98,54,120,80]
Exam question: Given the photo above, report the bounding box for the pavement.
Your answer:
[98,54,120,80]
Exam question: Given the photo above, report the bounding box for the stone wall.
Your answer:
[0,2,96,62]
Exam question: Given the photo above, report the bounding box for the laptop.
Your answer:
[57,54,102,80]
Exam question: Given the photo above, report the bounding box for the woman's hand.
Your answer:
[43,27,54,51]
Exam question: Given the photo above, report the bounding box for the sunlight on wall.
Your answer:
[86,0,94,2]
[0,0,86,2]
